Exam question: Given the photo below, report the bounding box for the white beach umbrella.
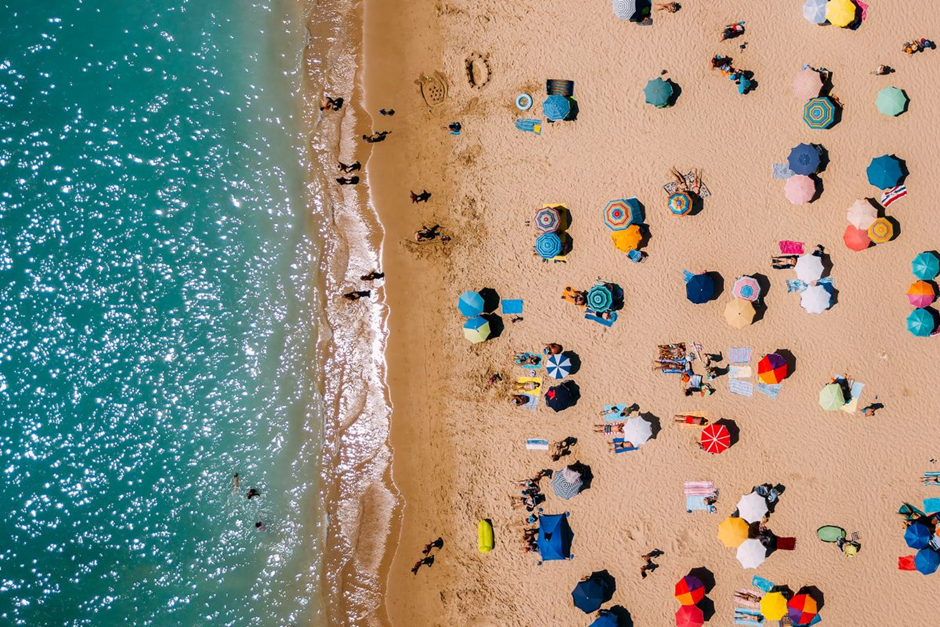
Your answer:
[803,0,828,24]
[612,0,637,20]
[621,416,652,447]
[801,284,831,314]
[736,538,768,569]
[794,254,824,283]
[847,199,877,230]
[737,492,769,523]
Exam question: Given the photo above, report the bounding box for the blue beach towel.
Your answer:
[516,353,542,370]
[682,269,695,282]
[787,279,808,293]
[585,311,617,327]
[502,299,523,315]
[924,498,940,512]
[751,575,775,593]
[612,438,637,453]
[756,382,782,399]
[604,404,628,422]
[686,495,715,513]
[514,118,542,135]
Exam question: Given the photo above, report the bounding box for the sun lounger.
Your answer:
[756,382,781,399]
[728,347,752,364]
[514,118,542,135]
[603,404,628,422]
[751,575,775,593]
[526,439,549,450]
[585,311,617,327]
[502,299,523,315]
[729,379,754,397]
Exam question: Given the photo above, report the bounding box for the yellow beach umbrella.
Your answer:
[761,592,789,621]
[826,0,856,27]
[611,224,642,252]
[724,299,755,329]
[718,516,750,548]
[867,217,894,244]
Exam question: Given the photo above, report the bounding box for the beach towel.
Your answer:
[686,495,713,513]
[881,184,907,207]
[502,299,523,315]
[516,353,542,370]
[585,311,617,327]
[787,279,808,293]
[684,480,716,495]
[728,347,752,364]
[521,394,538,410]
[841,381,864,414]
[526,439,549,450]
[514,118,542,135]
[756,382,782,399]
[729,365,752,379]
[751,575,775,593]
[682,269,695,282]
[611,437,637,453]
[733,618,762,626]
[729,379,754,397]
[517,377,542,396]
[899,555,917,570]
[603,404,628,422]
[664,173,711,198]
[776,537,797,550]
[925,498,940,513]
[772,163,794,179]
[779,240,805,255]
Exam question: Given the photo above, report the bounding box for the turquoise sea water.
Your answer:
[0,1,327,625]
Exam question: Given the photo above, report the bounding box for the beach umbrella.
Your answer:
[534,205,562,233]
[587,284,614,312]
[908,281,936,308]
[604,198,640,230]
[644,77,673,108]
[867,155,903,189]
[737,492,769,523]
[718,516,750,548]
[612,0,638,20]
[463,317,490,343]
[907,308,936,337]
[803,0,827,24]
[801,284,830,314]
[724,299,755,329]
[867,217,894,244]
[546,353,572,379]
[827,0,856,27]
[543,94,570,121]
[458,291,485,317]
[701,423,730,454]
[590,614,618,627]
[612,225,643,252]
[761,592,789,621]
[552,467,583,501]
[784,175,816,204]
[876,86,908,116]
[536,232,563,259]
[843,225,872,252]
[819,382,846,410]
[572,573,609,613]
[733,276,760,301]
[803,97,835,129]
[675,605,704,627]
[795,254,824,283]
[915,547,940,575]
[847,199,877,230]
[787,143,821,175]
[906,521,934,549]
[622,416,652,447]
[788,594,819,624]
[913,252,940,280]
[757,353,788,384]
[736,538,767,569]
[793,69,823,101]
[537,513,574,561]
[686,273,715,305]
[674,575,705,606]
[668,192,692,216]
[545,382,576,412]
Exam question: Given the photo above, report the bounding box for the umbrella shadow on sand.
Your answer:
[752,273,771,323]
[705,271,724,300]
[562,351,581,375]
[774,348,797,378]
[714,418,739,447]
[481,313,504,339]
[815,144,830,173]
[607,606,634,627]
[685,567,716,621]
[666,79,682,106]
[809,175,824,203]
[568,461,593,492]
[798,585,825,610]
[640,411,662,440]
[590,569,617,602]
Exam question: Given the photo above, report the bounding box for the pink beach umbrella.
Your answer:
[784,175,816,205]
[793,68,823,101]
[732,276,760,301]
[908,281,936,308]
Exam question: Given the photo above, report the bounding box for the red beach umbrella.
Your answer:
[674,576,705,606]
[700,424,731,454]
[757,353,788,384]
[676,604,705,627]
[843,225,872,252]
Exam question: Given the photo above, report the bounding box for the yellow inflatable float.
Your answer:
[478,519,494,553]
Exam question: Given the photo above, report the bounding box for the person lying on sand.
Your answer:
[674,414,709,426]
[872,65,893,75]
[561,287,588,306]
[599,404,639,419]
[516,353,540,365]
[608,440,635,453]
[513,381,539,392]
[656,2,680,12]
[550,439,574,462]
[510,394,529,406]
[771,255,799,269]
[543,343,563,355]
[721,21,745,41]
[595,422,625,434]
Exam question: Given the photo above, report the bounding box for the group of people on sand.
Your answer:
[903,37,936,55]
[710,53,753,94]
[507,344,566,406]
[411,537,444,575]
[511,471,550,515]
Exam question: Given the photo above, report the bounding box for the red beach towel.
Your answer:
[898,555,916,570]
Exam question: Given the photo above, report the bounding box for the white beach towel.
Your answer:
[526,439,549,450]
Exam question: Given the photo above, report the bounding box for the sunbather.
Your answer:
[513,381,539,392]
[656,2,680,12]
[599,403,638,418]
[721,21,745,41]
[772,255,799,269]
[510,394,529,406]
[515,353,540,365]
[594,422,625,435]
[543,343,563,355]
[924,476,940,484]
[608,440,635,453]
[674,414,709,426]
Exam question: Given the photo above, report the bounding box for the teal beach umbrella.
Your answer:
[458,291,484,317]
[912,252,940,280]
[867,155,903,189]
[644,78,673,108]
[876,86,908,116]
[907,308,936,337]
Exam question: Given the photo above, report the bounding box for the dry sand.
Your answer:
[359,0,940,624]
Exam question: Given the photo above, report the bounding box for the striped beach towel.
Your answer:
[881,184,907,207]
[756,382,782,399]
[684,481,716,495]
[729,379,754,397]
[526,439,549,450]
[728,347,752,364]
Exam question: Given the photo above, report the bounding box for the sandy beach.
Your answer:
[357,1,940,625]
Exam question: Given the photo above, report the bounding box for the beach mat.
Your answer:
[686,495,714,513]
[526,439,549,450]
[729,365,752,379]
[502,299,523,315]
[751,576,775,593]
[514,118,542,135]
[604,404,628,422]
[612,437,637,453]
[924,498,940,512]
[728,347,752,364]
[663,173,712,198]
[729,379,754,397]
[756,382,782,399]
[779,240,805,255]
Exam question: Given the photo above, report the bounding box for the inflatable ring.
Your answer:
[516,93,533,111]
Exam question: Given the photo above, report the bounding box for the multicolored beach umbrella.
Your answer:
[847,199,877,230]
[793,68,823,101]
[915,547,940,575]
[612,225,642,252]
[534,205,562,232]
[463,316,490,343]
[718,516,749,548]
[867,155,904,189]
[674,576,705,606]
[551,467,583,501]
[819,382,846,410]
[668,192,692,215]
[867,217,894,244]
[604,198,640,230]
[907,308,936,337]
[536,232,563,259]
[802,0,827,24]
[801,284,830,314]
[543,94,571,121]
[458,291,485,317]
[843,225,872,252]
[784,174,816,204]
[803,97,835,129]
[761,592,789,621]
[827,0,857,27]
[686,273,715,305]
[701,423,730,454]
[675,604,705,627]
[758,353,788,384]
[587,284,614,312]
[644,77,673,108]
[787,143,820,175]
[787,594,819,624]
[908,281,936,309]
[546,353,572,379]
[906,521,934,549]
[913,252,940,280]
[733,276,760,301]
[724,299,755,329]
[736,538,767,569]
[876,86,908,116]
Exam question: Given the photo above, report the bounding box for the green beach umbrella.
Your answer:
[907,308,936,337]
[912,252,940,280]
[644,78,673,108]
[876,87,908,116]
[818,383,846,410]
[463,316,491,343]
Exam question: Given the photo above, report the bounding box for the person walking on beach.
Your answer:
[379,108,395,116]
[360,270,384,281]
[363,131,391,143]
[320,96,344,111]
[410,190,432,203]
[343,290,371,301]
[336,176,359,185]
[422,537,444,556]
[338,161,361,173]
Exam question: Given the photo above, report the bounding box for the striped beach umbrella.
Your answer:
[736,538,767,569]
[718,516,749,547]
[827,0,857,27]
[701,423,730,454]
[801,284,830,314]
[622,416,652,447]
[644,77,673,108]
[908,281,936,308]
[604,198,640,230]
[545,353,572,379]
[612,0,638,20]
[686,273,715,305]
[867,155,903,189]
[761,592,789,621]
[793,68,823,101]
[587,284,614,312]
[843,225,872,252]
[758,353,788,384]
[543,94,571,121]
[551,467,583,500]
[784,174,816,204]
[674,576,705,606]
[534,205,562,232]
[536,232,563,259]
[737,492,769,523]
[913,252,940,280]
[675,605,704,627]
[847,199,877,230]
[733,276,760,301]
[867,217,894,244]
[795,254,824,283]
[802,0,827,24]
[788,594,819,624]
[877,86,908,116]
[458,291,484,317]
[908,308,936,337]
[611,225,642,252]
[787,143,820,175]
[668,192,692,216]
[819,382,845,410]
[803,97,835,129]
[724,299,755,329]
[915,547,940,574]
[463,316,490,343]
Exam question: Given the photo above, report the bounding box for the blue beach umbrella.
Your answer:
[571,573,608,613]
[915,547,940,575]
[907,308,936,337]
[644,78,673,108]
[546,353,572,379]
[686,274,715,305]
[803,97,835,129]
[590,614,618,627]
[867,155,904,189]
[803,0,827,24]
[537,513,573,560]
[536,232,563,259]
[458,291,484,317]
[787,143,821,175]
[587,284,614,311]
[912,252,940,280]
[906,521,934,549]
[463,316,490,343]
[543,94,571,121]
